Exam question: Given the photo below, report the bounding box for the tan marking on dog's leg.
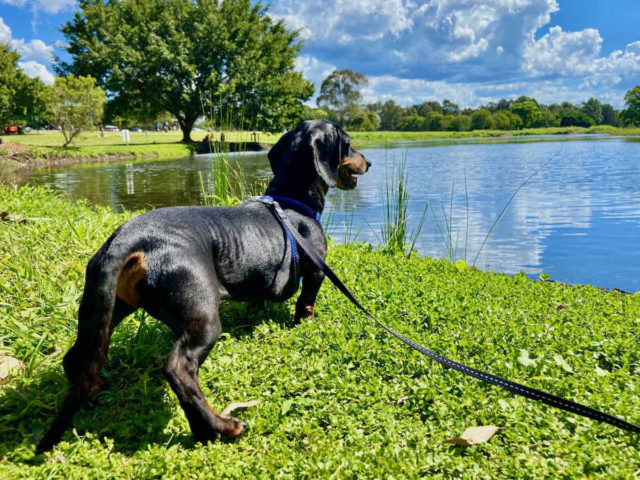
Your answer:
[295,304,315,321]
[116,252,148,307]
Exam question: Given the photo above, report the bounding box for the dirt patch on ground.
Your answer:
[0,142,158,170]
[0,142,37,168]
[0,142,30,154]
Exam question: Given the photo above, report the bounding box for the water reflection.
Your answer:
[7,136,640,292]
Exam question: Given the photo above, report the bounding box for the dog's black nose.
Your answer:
[366,159,372,171]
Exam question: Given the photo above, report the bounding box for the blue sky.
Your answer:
[1,0,639,108]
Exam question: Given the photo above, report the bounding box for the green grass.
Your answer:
[1,186,640,479]
[2,130,282,162]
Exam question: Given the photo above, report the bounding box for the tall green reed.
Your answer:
[198,149,266,207]
[198,94,265,206]
[379,148,428,256]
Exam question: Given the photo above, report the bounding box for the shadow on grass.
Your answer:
[219,300,295,339]
[0,299,294,461]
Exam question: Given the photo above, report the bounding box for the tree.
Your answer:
[621,85,640,126]
[511,100,543,128]
[379,100,404,130]
[442,99,459,115]
[44,75,106,147]
[447,114,471,131]
[316,69,367,127]
[424,111,445,131]
[59,0,313,142]
[582,97,603,125]
[348,109,379,131]
[492,110,521,130]
[299,106,331,122]
[397,114,424,131]
[559,111,594,127]
[470,109,495,130]
[0,43,46,129]
[416,100,442,116]
[601,104,619,126]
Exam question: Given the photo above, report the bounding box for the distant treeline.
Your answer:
[302,96,623,132]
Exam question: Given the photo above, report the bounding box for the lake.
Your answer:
[6,135,640,292]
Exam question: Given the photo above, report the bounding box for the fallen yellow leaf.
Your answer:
[443,425,501,446]
[0,355,26,380]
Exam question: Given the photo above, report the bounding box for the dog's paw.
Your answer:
[222,416,248,439]
[294,305,315,324]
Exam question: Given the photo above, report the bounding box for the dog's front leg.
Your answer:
[294,269,325,323]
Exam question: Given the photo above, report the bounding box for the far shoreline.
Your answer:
[1,125,639,170]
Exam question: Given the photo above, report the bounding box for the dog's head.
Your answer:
[268,120,370,190]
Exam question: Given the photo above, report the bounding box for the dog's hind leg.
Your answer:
[162,305,247,443]
[149,260,246,443]
[37,258,135,453]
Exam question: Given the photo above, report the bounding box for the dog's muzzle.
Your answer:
[337,152,370,190]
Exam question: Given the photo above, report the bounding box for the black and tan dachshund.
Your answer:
[37,120,370,452]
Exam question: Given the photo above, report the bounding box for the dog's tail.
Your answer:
[37,246,128,453]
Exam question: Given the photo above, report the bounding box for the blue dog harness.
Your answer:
[250,195,320,278]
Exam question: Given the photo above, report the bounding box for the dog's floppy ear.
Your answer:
[310,130,341,188]
[268,130,295,175]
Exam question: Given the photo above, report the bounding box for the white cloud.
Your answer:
[0,16,54,64]
[0,0,26,7]
[271,0,560,80]
[0,16,53,65]
[522,26,640,90]
[0,0,75,14]
[0,16,11,42]
[18,60,54,84]
[10,37,53,63]
[362,75,477,106]
[294,55,336,95]
[338,74,629,109]
[523,26,602,76]
[277,0,639,108]
[0,15,55,84]
[270,0,414,43]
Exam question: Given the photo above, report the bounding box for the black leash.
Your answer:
[256,197,640,435]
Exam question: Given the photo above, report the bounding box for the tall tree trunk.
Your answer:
[179,115,196,143]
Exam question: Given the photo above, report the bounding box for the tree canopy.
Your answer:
[0,43,46,128]
[59,0,313,142]
[621,85,640,126]
[43,75,106,146]
[317,69,368,127]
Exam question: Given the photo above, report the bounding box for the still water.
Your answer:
[8,135,640,292]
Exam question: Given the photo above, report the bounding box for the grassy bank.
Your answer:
[2,125,639,168]
[349,125,640,147]
[0,130,282,167]
[1,187,639,478]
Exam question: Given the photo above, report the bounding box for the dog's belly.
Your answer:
[211,239,299,302]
